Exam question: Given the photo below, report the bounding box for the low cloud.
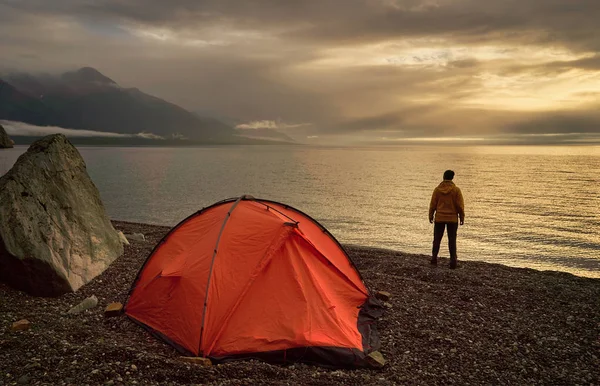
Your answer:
[235,120,312,130]
[1,120,165,139]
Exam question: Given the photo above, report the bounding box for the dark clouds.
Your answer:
[1,0,599,143]
[505,108,600,135]
[5,0,599,49]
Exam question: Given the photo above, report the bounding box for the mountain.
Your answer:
[61,67,117,86]
[0,79,59,125]
[0,67,232,140]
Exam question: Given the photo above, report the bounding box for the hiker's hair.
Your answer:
[443,170,455,180]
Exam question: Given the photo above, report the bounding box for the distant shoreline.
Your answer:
[10,135,301,147]
[9,136,600,148]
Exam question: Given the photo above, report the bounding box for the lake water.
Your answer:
[1,145,599,278]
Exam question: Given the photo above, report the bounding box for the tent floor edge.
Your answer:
[209,346,374,369]
[126,315,196,357]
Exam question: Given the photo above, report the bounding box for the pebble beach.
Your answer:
[1,221,599,385]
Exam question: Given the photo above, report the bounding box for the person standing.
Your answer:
[429,170,465,268]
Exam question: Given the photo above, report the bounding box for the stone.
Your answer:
[67,295,98,314]
[366,351,386,368]
[11,319,31,332]
[0,124,13,149]
[375,290,392,301]
[179,357,213,366]
[0,134,124,296]
[117,231,130,246]
[104,302,123,317]
[125,233,145,242]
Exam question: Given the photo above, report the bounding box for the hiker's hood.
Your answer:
[436,180,456,194]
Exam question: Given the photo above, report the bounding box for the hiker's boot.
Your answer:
[449,257,457,269]
[430,257,438,266]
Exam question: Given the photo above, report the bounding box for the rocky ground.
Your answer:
[1,221,599,385]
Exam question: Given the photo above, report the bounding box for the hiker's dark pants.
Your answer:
[432,222,458,263]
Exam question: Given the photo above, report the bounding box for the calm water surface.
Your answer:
[2,145,599,278]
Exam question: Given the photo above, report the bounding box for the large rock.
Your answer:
[0,134,123,296]
[0,124,14,148]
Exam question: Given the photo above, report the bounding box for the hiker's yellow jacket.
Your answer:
[429,180,465,223]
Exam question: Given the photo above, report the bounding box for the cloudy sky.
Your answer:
[1,0,599,144]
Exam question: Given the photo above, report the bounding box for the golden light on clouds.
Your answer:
[469,69,600,111]
[303,40,600,113]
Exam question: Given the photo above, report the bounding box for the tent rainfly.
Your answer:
[125,196,382,367]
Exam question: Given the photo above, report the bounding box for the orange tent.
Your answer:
[125,196,381,367]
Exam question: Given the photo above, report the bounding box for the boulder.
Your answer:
[0,134,123,296]
[0,124,14,149]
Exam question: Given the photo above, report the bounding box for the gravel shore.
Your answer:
[1,221,599,385]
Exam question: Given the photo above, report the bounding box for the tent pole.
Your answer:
[198,195,245,356]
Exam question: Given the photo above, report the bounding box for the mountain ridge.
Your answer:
[0,67,232,141]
